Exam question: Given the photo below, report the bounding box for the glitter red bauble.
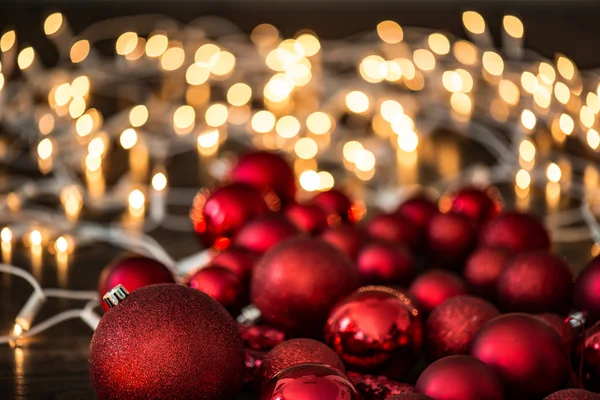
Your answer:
[409,269,466,313]
[470,313,569,399]
[416,355,505,400]
[260,363,361,400]
[320,224,367,259]
[251,238,359,336]
[348,371,417,400]
[543,389,599,400]
[325,286,423,379]
[312,189,359,224]
[479,211,551,254]
[447,186,502,229]
[98,255,176,311]
[235,214,299,254]
[365,214,420,251]
[357,241,415,286]
[187,266,244,313]
[230,151,296,204]
[574,255,600,321]
[497,252,573,314]
[210,246,259,281]
[388,395,434,400]
[463,247,512,300]
[426,295,499,360]
[285,202,329,234]
[258,339,346,385]
[580,321,600,392]
[89,284,245,400]
[394,196,439,234]
[427,212,476,267]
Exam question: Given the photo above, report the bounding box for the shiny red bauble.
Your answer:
[320,224,367,259]
[394,196,439,234]
[230,150,296,204]
[239,323,287,352]
[409,269,466,313]
[284,203,329,234]
[251,238,359,336]
[365,214,420,251]
[325,286,423,379]
[543,389,599,400]
[480,211,551,254]
[260,363,361,400]
[258,339,345,385]
[574,255,600,321]
[463,246,512,300]
[89,284,245,400]
[187,266,244,313]
[98,255,175,310]
[348,371,417,400]
[447,186,502,228]
[234,214,299,254]
[426,295,499,360]
[470,313,569,399]
[580,321,600,392]
[312,189,360,224]
[357,241,415,286]
[427,212,476,267]
[497,252,573,314]
[416,355,505,400]
[210,246,259,280]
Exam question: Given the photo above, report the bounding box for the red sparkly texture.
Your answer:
[210,246,259,281]
[497,252,573,314]
[463,246,512,300]
[284,202,329,234]
[388,395,434,400]
[543,389,599,400]
[365,214,420,251]
[312,188,357,224]
[358,241,415,286]
[325,286,423,379]
[480,211,551,254]
[187,266,244,313]
[426,295,499,360]
[251,238,360,336]
[394,196,439,234]
[470,313,569,399]
[416,355,505,400]
[230,151,296,204]
[347,371,417,400]
[244,349,264,384]
[574,255,600,321]
[409,269,466,313]
[234,214,299,254]
[239,323,287,352]
[580,321,600,392]
[427,212,476,267]
[89,284,245,400]
[447,186,502,228]
[320,224,367,259]
[98,255,175,311]
[260,363,361,400]
[258,339,346,385]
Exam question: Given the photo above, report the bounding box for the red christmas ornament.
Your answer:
[463,247,512,300]
[357,241,415,286]
[251,238,360,336]
[348,371,417,400]
[239,323,287,352]
[479,211,551,254]
[98,255,175,311]
[416,355,505,400]
[543,389,599,400]
[312,189,360,224]
[394,196,439,234]
[427,212,476,267]
[190,183,269,249]
[324,286,423,379]
[285,202,329,234]
[447,186,502,228]
[470,313,570,399]
[497,252,573,314]
[260,363,361,400]
[535,313,571,344]
[210,246,259,281]
[234,214,299,254]
[365,214,420,251]
[89,284,245,400]
[580,321,600,392]
[230,150,296,204]
[187,266,244,313]
[388,395,434,400]
[320,224,367,259]
[426,295,499,360]
[258,339,346,385]
[408,270,466,313]
[574,255,600,321]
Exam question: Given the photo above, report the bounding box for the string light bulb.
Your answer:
[516,169,531,189]
[17,47,35,70]
[503,15,524,38]
[1,227,12,243]
[44,13,63,36]
[462,11,486,34]
[116,32,138,55]
[37,138,53,160]
[70,40,90,64]
[377,20,403,44]
[547,163,562,183]
[1,30,16,52]
[345,91,370,113]
[152,172,168,192]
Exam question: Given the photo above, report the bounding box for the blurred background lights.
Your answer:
[377,20,403,44]
[516,169,531,189]
[503,15,524,38]
[120,128,137,149]
[152,173,168,192]
[354,149,376,172]
[299,170,320,191]
[346,91,370,113]
[205,103,228,127]
[558,113,574,135]
[251,110,276,133]
[129,105,148,127]
[587,129,600,150]
[70,40,90,63]
[116,32,138,55]
[519,139,536,162]
[343,141,364,164]
[44,13,63,36]
[462,11,486,34]
[521,109,537,130]
[428,33,450,55]
[227,83,252,106]
[294,137,318,159]
[276,116,301,138]
[547,163,562,183]
[306,112,331,134]
[145,33,168,57]
[186,63,211,86]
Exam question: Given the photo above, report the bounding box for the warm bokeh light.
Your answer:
[413,49,435,71]
[482,51,503,76]
[546,163,562,183]
[428,33,450,55]
[442,70,463,92]
[38,113,55,135]
[586,92,600,114]
[145,33,168,57]
[397,130,419,152]
[295,33,321,57]
[129,105,148,127]
[345,91,370,114]
[44,13,63,36]
[120,128,137,149]
[276,115,301,138]
[205,103,228,127]
[521,109,536,130]
[499,79,520,105]
[70,40,90,64]
[70,76,90,98]
[377,20,404,44]
[455,69,474,92]
[37,138,53,160]
[152,172,168,192]
[520,71,538,94]
[88,137,106,157]
[396,58,415,79]
[251,24,279,47]
[18,47,35,70]
[360,54,388,83]
[450,92,472,115]
[453,41,478,66]
[299,170,320,192]
[354,149,376,172]
[380,100,404,123]
[580,106,595,128]
[128,189,145,210]
[557,55,575,80]
[295,137,318,159]
[343,141,364,163]
[251,110,276,133]
[116,32,138,55]
[76,114,94,136]
[1,227,12,243]
[462,11,486,34]
[559,113,574,135]
[317,171,335,190]
[1,31,16,52]
[54,83,71,107]
[554,82,570,105]
[538,62,556,85]
[195,43,220,65]
[306,112,332,135]
[173,105,195,131]
[161,46,185,71]
[54,236,69,254]
[227,83,252,106]
[30,230,43,246]
[516,169,531,189]
[519,139,536,162]
[126,38,146,61]
[68,97,86,118]
[384,60,402,81]
[186,62,211,85]
[197,129,219,149]
[210,51,236,76]
[587,128,600,150]
[503,15,524,38]
[533,86,551,109]
[391,114,415,134]
[264,75,294,102]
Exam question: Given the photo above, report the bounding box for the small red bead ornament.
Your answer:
[446,186,502,228]
[463,246,512,300]
[234,214,299,254]
[320,224,367,259]
[312,188,361,224]
[210,246,259,281]
[479,211,551,253]
[408,269,466,313]
[357,241,415,286]
[365,214,421,251]
[284,202,329,234]
[574,255,600,322]
[427,212,476,267]
[187,266,244,313]
[394,196,439,234]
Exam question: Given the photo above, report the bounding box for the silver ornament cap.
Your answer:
[103,284,129,308]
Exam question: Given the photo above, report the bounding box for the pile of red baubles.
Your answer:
[89,151,600,400]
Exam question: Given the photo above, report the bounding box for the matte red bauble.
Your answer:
[394,196,439,234]
[470,313,569,399]
[357,241,415,286]
[388,395,434,400]
[497,252,573,314]
[574,255,600,321]
[210,246,259,280]
[230,151,296,203]
[260,363,361,400]
[535,313,570,344]
[320,224,367,259]
[427,212,476,267]
[365,214,420,251]
[348,371,417,400]
[416,355,505,400]
[191,183,269,249]
[187,266,244,313]
[479,211,551,253]
[89,284,245,400]
[258,339,346,385]
[426,295,499,360]
[235,214,299,254]
[447,186,502,228]
[312,189,359,224]
[543,389,599,400]
[463,247,512,300]
[98,255,175,311]
[580,321,600,392]
[239,323,287,352]
[251,238,359,336]
[408,269,466,313]
[325,286,423,379]
[285,203,329,234]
